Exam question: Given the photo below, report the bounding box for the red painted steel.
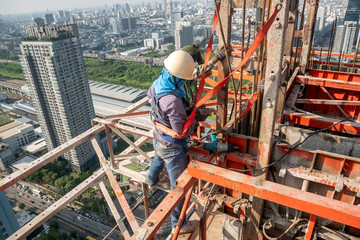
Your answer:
[296,76,360,92]
[304,215,317,240]
[130,170,197,240]
[172,185,195,240]
[187,160,360,229]
[283,111,360,136]
[312,60,360,69]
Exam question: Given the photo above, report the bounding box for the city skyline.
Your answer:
[0,0,157,15]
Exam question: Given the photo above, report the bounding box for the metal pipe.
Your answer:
[318,47,323,69]
[294,0,306,69]
[326,18,337,67]
[253,0,272,137]
[213,0,237,131]
[250,0,267,136]
[172,185,195,240]
[236,0,247,132]
[142,183,150,219]
[352,33,360,73]
[338,50,342,71]
[105,125,115,168]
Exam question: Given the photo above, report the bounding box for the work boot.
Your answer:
[149,175,170,191]
[142,170,170,191]
[171,220,199,235]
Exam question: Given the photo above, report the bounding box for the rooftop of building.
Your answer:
[11,154,37,171]
[21,138,46,154]
[89,80,147,103]
[0,121,33,139]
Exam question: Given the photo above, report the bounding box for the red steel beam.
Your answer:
[312,60,360,69]
[308,69,360,82]
[225,152,257,167]
[130,170,197,240]
[187,160,360,229]
[287,167,360,193]
[296,76,360,92]
[304,215,317,240]
[283,111,360,136]
[295,99,360,106]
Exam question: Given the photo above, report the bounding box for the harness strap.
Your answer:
[152,6,282,140]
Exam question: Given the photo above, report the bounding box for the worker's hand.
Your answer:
[214,46,232,61]
[195,106,213,122]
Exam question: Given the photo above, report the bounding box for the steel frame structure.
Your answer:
[1,0,360,240]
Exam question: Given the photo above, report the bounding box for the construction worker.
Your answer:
[147,50,208,234]
[182,44,228,104]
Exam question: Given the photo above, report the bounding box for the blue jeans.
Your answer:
[148,139,189,228]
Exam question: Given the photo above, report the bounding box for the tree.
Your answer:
[18,203,25,209]
[49,220,59,230]
[69,231,77,239]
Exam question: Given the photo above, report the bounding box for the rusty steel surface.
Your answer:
[187,160,360,229]
[172,185,195,240]
[300,0,319,72]
[91,138,140,232]
[251,0,291,236]
[216,0,232,131]
[283,111,360,136]
[308,69,360,82]
[130,170,197,240]
[296,75,360,92]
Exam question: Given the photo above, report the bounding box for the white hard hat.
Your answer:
[164,50,195,80]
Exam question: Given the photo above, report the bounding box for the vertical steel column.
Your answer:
[275,0,299,124]
[105,125,115,168]
[142,183,150,219]
[216,0,232,130]
[300,0,319,73]
[249,0,291,238]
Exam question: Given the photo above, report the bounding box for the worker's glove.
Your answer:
[214,46,232,61]
[195,106,213,122]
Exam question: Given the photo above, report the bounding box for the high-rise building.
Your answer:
[317,6,326,31]
[110,18,121,34]
[119,17,137,31]
[33,17,45,26]
[333,25,346,53]
[45,14,55,26]
[175,25,194,50]
[333,21,359,54]
[342,22,358,54]
[345,0,360,22]
[170,11,183,34]
[19,24,96,172]
[125,3,131,13]
[0,192,20,238]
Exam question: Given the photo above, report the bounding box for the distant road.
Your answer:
[83,53,165,66]
[5,184,121,239]
[0,59,19,64]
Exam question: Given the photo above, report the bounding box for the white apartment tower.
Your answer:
[175,24,194,50]
[20,23,96,172]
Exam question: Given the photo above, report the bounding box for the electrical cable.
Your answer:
[262,218,308,240]
[207,119,346,173]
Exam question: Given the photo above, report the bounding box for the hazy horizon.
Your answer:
[1,0,151,15]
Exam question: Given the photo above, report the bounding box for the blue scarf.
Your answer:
[153,68,186,99]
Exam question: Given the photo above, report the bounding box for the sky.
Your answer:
[0,0,146,15]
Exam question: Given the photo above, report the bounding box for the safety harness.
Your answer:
[151,4,282,140]
[150,86,187,147]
